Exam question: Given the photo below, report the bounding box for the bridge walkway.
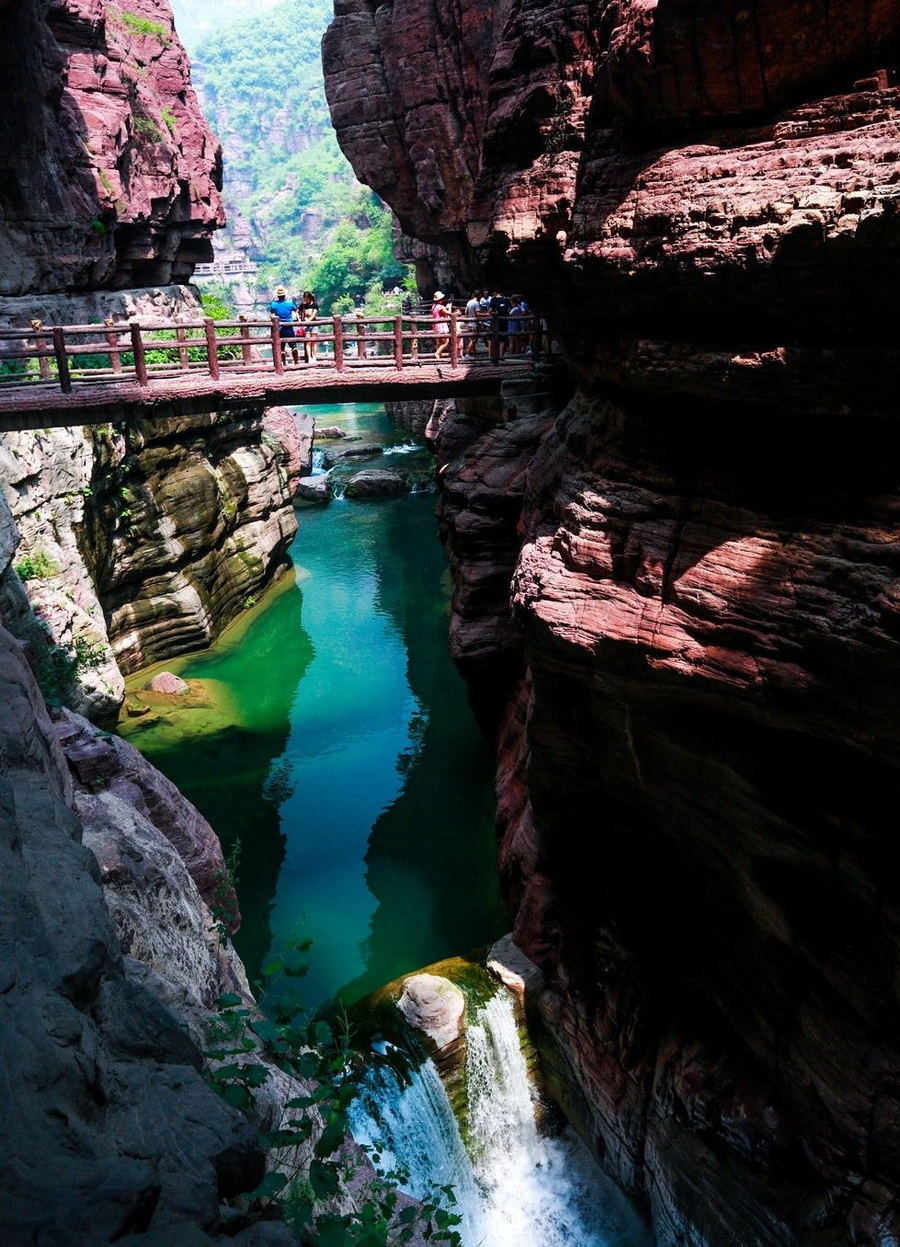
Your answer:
[0,311,540,430]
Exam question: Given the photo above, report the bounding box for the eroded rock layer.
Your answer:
[0,400,308,718]
[0,494,266,1243]
[0,0,222,294]
[330,3,900,1243]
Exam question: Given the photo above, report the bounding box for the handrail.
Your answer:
[0,313,543,393]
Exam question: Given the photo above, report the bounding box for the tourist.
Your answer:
[269,285,298,366]
[489,290,510,357]
[464,290,480,356]
[508,296,528,354]
[299,290,320,362]
[431,291,450,359]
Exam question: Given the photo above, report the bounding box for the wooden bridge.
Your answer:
[0,311,541,431]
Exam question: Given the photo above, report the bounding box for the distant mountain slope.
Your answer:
[168,0,280,57]
[169,0,408,308]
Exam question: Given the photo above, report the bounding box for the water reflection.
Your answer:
[120,403,502,1008]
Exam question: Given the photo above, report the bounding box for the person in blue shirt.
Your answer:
[269,285,299,365]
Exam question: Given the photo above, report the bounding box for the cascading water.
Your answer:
[350,991,651,1247]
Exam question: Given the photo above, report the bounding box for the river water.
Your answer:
[120,401,651,1245]
[120,402,503,1008]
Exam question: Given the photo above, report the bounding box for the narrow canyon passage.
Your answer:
[119,403,503,1009]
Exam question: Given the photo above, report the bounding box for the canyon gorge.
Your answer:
[1,0,899,1244]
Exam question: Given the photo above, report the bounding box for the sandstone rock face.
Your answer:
[0,613,265,1242]
[0,0,222,296]
[329,5,900,1239]
[324,0,900,415]
[0,395,300,707]
[54,708,237,917]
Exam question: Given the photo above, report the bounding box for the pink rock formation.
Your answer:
[0,0,223,295]
[52,708,238,922]
[146,670,189,694]
[327,3,900,1242]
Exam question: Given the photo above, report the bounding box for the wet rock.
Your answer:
[397,974,465,1052]
[322,443,383,467]
[344,470,410,500]
[486,934,544,1003]
[295,475,333,503]
[314,425,348,439]
[146,671,189,695]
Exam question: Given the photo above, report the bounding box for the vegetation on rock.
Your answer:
[179,0,412,309]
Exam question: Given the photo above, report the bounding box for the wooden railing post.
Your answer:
[449,311,459,367]
[239,315,252,366]
[490,315,500,366]
[52,326,72,393]
[332,316,344,371]
[357,318,366,361]
[270,316,284,375]
[130,321,148,386]
[31,319,51,381]
[104,319,123,373]
[394,316,403,369]
[204,318,220,380]
[175,325,189,370]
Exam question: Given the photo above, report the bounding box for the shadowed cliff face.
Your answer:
[325,0,900,411]
[329,4,900,1243]
[0,0,222,294]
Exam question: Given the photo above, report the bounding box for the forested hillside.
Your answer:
[170,0,409,310]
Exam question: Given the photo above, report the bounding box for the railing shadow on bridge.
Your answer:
[0,311,544,397]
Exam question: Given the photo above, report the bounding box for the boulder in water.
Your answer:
[486,933,544,1002]
[397,973,465,1051]
[313,425,347,439]
[295,475,332,504]
[146,671,189,695]
[344,469,410,500]
[322,443,382,467]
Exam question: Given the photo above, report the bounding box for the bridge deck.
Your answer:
[0,358,531,431]
[0,311,539,430]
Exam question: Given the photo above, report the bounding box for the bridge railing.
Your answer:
[0,313,542,394]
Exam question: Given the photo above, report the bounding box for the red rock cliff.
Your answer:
[327,3,900,1243]
[0,0,222,294]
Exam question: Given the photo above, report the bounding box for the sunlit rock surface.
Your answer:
[330,2,900,1241]
[0,0,222,295]
[0,400,306,710]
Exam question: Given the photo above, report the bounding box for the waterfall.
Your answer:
[349,991,651,1247]
[310,448,327,475]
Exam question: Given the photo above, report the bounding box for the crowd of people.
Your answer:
[267,285,541,364]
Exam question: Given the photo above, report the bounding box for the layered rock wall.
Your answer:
[0,491,273,1243]
[0,0,222,295]
[329,3,900,1243]
[0,399,309,718]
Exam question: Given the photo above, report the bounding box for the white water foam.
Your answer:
[382,442,423,456]
[349,992,651,1247]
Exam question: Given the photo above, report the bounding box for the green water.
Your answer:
[120,403,504,1009]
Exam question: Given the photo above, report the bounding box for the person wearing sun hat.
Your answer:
[431,290,450,359]
[269,285,299,365]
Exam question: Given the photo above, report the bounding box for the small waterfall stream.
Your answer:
[350,991,650,1247]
